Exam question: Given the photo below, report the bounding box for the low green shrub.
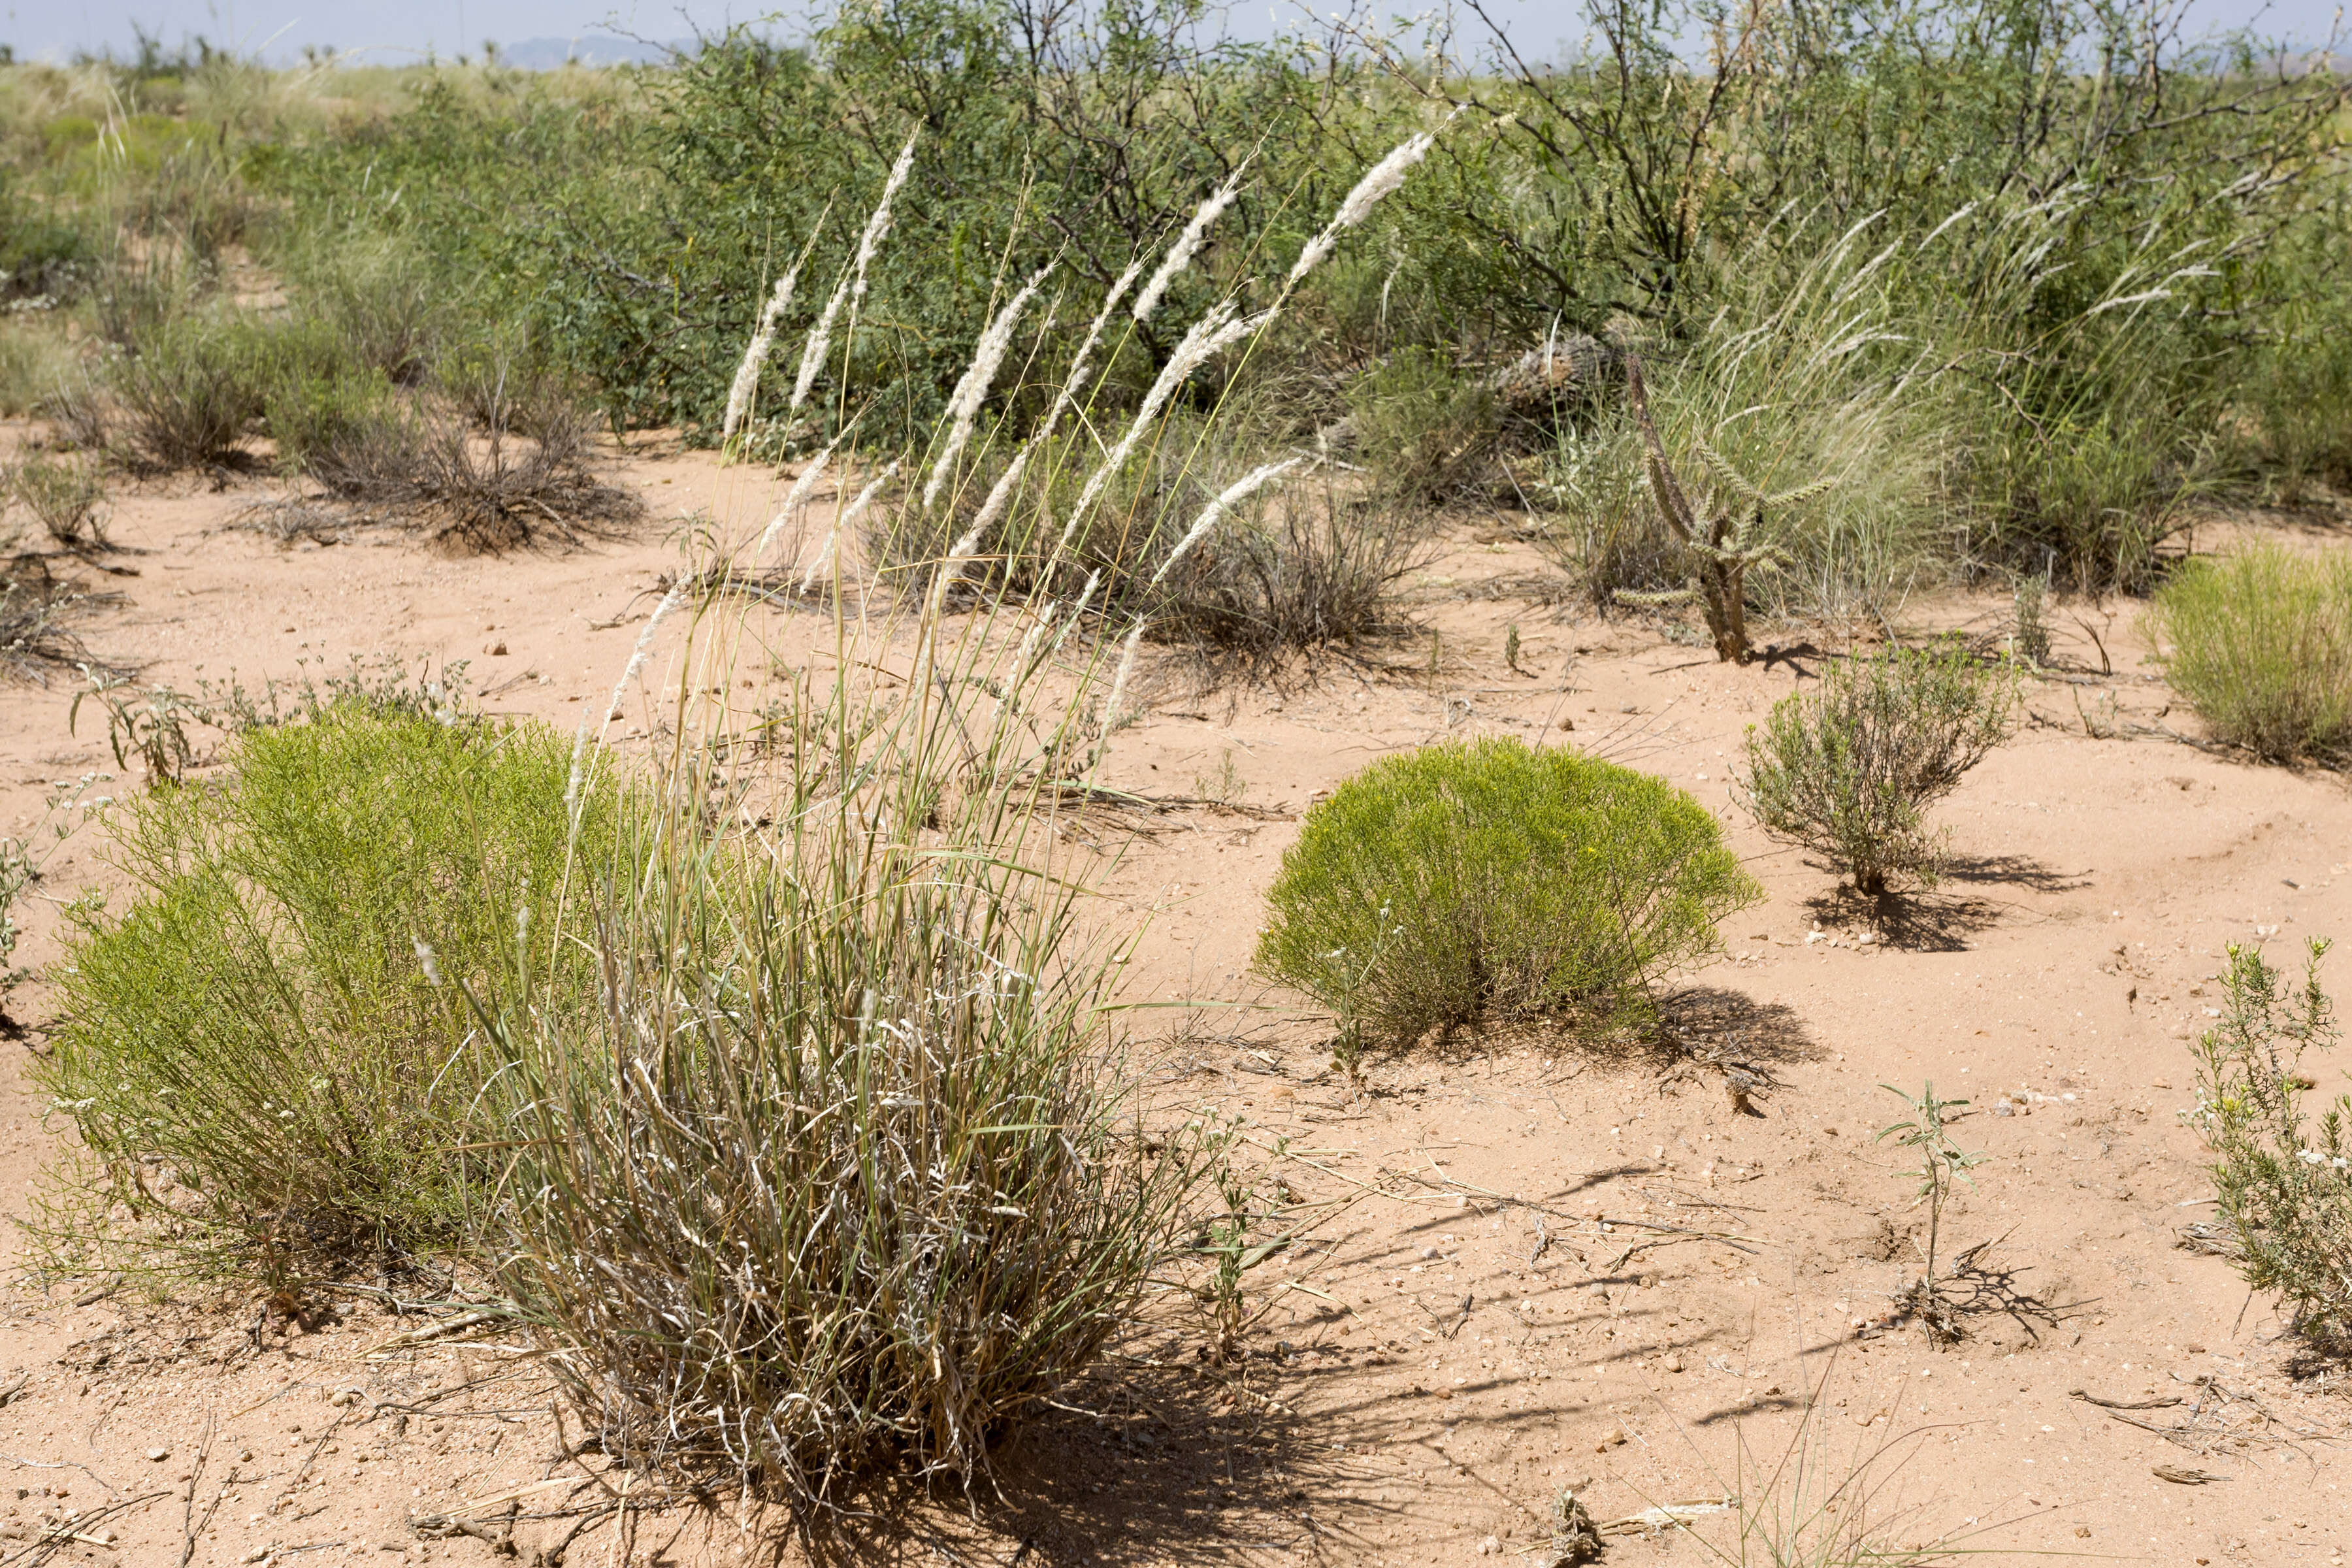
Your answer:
[2187,938,2351,1347]
[36,701,619,1279]
[1740,645,2017,895]
[262,358,412,489]
[281,235,443,384]
[2151,544,2352,766]
[1254,739,1760,1047]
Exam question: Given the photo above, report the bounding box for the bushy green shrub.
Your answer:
[1254,739,1760,1046]
[2187,938,2352,1346]
[37,702,619,1277]
[2151,544,2352,766]
[1739,645,2018,895]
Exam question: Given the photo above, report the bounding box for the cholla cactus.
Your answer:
[1616,356,1832,664]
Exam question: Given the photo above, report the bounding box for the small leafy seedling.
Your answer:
[1878,1081,1984,1344]
[71,679,204,786]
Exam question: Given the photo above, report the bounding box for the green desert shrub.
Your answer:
[1254,739,1760,1047]
[2187,938,2352,1347]
[4,453,105,546]
[36,700,619,1279]
[2151,544,2352,766]
[1740,644,2017,895]
[108,314,278,468]
[262,357,412,489]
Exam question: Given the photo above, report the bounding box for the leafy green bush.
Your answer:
[1740,645,2018,895]
[37,702,619,1279]
[1254,739,1760,1046]
[2151,544,2352,766]
[2187,938,2351,1346]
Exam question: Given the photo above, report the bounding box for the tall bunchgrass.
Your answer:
[1540,212,1953,628]
[477,118,1450,1510]
[2151,544,2352,766]
[485,642,1196,1502]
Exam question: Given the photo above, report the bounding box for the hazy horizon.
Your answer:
[1,0,2336,71]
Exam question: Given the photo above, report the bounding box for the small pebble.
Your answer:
[146,1448,169,1462]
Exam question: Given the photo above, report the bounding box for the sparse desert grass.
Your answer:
[2152,544,2352,766]
[2188,938,2352,1347]
[1740,645,2019,896]
[1255,738,1760,1051]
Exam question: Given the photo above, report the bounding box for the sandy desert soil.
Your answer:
[1,431,2348,1566]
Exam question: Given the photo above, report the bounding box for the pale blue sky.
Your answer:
[0,0,2331,69]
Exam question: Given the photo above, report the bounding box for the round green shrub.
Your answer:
[1254,739,1760,1045]
[37,701,620,1277]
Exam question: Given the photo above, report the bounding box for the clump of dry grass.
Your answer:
[4,453,106,546]
[0,553,114,684]
[288,385,642,553]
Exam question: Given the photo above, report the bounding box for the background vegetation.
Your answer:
[3,0,2347,618]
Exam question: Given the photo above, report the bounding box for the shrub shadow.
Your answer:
[803,1330,1484,1565]
[1937,854,2091,894]
[1654,986,1822,1069]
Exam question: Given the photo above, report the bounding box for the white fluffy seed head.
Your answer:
[802,459,899,595]
[1286,119,1449,288]
[924,267,1049,510]
[722,263,801,441]
[753,444,836,563]
[1149,456,1309,587]
[1103,618,1147,730]
[791,129,919,412]
[1060,301,1262,548]
[947,444,1030,565]
[1043,257,1145,434]
[851,131,919,308]
[1132,163,1247,326]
